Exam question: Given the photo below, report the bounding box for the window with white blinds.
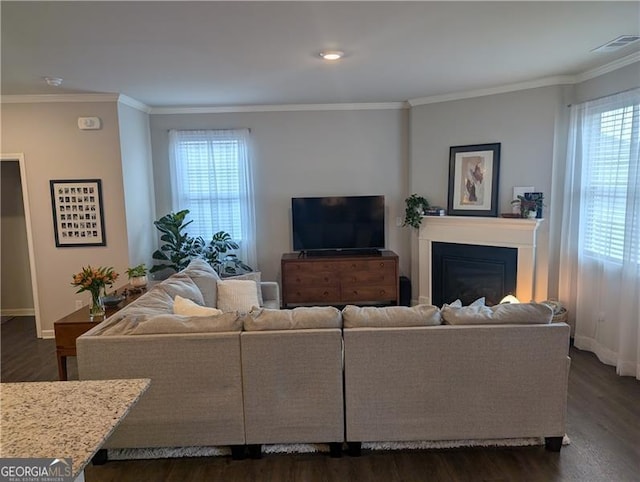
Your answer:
[582,99,639,264]
[168,129,257,270]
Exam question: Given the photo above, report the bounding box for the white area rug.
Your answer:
[108,436,570,460]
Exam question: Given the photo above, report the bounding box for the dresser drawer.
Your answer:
[337,259,396,273]
[340,270,396,284]
[283,271,339,287]
[285,286,341,304]
[340,285,397,303]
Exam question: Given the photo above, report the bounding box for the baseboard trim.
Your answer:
[41,329,55,339]
[1,308,35,317]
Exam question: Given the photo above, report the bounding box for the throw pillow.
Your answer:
[342,304,442,328]
[244,306,342,331]
[442,302,553,325]
[173,295,223,317]
[181,258,221,308]
[157,273,205,306]
[216,279,260,313]
[224,272,263,306]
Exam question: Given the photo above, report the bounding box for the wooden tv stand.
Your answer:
[281,250,399,307]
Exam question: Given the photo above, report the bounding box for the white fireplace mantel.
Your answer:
[418,216,543,305]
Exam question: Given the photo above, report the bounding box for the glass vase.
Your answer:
[89,289,105,320]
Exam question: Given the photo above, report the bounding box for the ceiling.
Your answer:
[2,1,639,108]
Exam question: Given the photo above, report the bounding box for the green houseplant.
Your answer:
[150,210,252,276]
[403,194,430,229]
[125,263,148,288]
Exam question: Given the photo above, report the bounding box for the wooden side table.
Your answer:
[54,284,151,380]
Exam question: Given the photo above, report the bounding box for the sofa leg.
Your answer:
[91,449,108,465]
[230,445,246,460]
[346,442,361,457]
[329,442,342,458]
[248,444,262,459]
[545,437,563,452]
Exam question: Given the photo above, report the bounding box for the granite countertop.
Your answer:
[1,378,150,479]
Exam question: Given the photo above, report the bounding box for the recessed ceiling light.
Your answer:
[319,50,344,61]
[44,76,63,87]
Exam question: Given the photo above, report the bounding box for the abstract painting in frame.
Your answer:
[50,179,106,247]
[447,143,501,217]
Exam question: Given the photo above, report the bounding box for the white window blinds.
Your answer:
[581,93,640,265]
[169,129,257,269]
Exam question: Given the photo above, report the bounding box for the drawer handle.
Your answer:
[324,277,329,282]
[324,291,329,296]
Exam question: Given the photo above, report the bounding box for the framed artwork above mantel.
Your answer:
[50,179,106,247]
[447,143,501,217]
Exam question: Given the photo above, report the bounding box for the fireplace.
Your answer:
[418,217,542,305]
[432,242,517,307]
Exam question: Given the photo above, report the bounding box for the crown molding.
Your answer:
[409,52,640,107]
[149,102,408,115]
[117,94,151,113]
[2,52,637,111]
[0,93,120,104]
[575,50,640,83]
[408,76,576,107]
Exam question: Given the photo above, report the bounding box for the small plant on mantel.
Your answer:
[403,194,430,229]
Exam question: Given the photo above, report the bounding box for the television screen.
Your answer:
[292,195,385,252]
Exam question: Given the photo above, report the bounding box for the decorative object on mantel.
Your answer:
[71,265,118,319]
[50,179,106,247]
[402,194,430,228]
[510,186,535,215]
[512,193,544,218]
[126,263,148,288]
[447,143,500,217]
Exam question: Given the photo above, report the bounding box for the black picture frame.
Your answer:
[50,179,106,247]
[447,143,501,217]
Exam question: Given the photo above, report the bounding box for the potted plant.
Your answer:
[126,263,148,288]
[150,210,253,276]
[512,194,544,218]
[403,194,430,229]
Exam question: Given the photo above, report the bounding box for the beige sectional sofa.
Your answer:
[77,260,571,459]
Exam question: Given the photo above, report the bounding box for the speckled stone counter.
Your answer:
[1,378,150,479]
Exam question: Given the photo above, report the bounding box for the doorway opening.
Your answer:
[1,154,41,337]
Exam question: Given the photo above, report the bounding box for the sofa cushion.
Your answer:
[157,273,205,306]
[224,272,263,306]
[173,295,223,317]
[181,258,221,308]
[442,301,553,325]
[130,312,242,334]
[217,279,259,313]
[243,306,342,331]
[342,304,442,328]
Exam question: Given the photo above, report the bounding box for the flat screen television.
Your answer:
[291,195,385,254]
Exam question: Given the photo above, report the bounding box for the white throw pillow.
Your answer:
[216,279,260,313]
[224,272,263,306]
[173,295,223,317]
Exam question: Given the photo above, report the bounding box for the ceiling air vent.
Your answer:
[592,35,640,52]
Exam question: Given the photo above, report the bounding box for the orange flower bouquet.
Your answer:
[71,266,119,319]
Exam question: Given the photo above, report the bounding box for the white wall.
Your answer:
[574,62,640,104]
[1,101,130,335]
[149,108,411,283]
[409,85,566,302]
[1,161,34,313]
[118,102,156,271]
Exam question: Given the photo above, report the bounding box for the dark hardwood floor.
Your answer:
[2,316,639,481]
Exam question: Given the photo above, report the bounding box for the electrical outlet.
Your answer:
[75,300,84,310]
